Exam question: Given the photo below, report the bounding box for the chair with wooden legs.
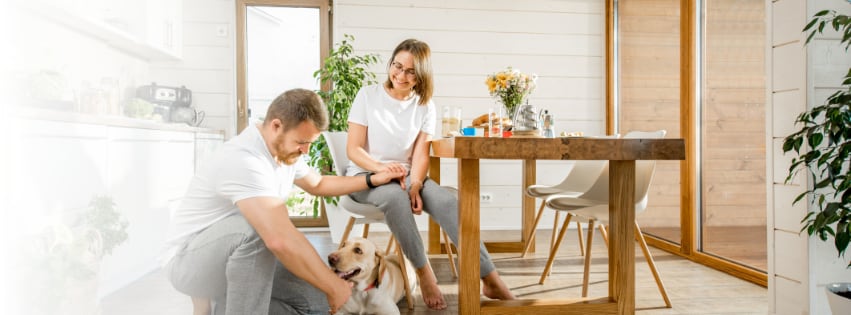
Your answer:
[539,130,672,308]
[522,135,619,260]
[522,159,610,258]
[324,131,459,310]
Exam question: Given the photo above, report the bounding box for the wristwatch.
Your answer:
[365,172,377,188]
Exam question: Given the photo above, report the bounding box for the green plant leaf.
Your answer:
[808,133,824,148]
[804,18,820,32]
[308,34,379,216]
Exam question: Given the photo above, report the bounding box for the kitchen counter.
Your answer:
[15,107,223,135]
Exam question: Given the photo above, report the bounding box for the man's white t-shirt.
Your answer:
[345,84,436,176]
[160,123,310,265]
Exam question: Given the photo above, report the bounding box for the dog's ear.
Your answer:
[376,251,387,286]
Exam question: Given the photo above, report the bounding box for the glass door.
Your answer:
[613,0,768,283]
[699,0,767,272]
[617,0,683,245]
[236,0,330,226]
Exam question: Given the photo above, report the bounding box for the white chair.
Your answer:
[540,130,672,308]
[521,135,619,258]
[323,131,459,308]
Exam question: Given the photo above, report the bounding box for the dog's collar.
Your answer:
[364,279,379,291]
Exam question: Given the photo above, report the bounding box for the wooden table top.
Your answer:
[431,136,685,161]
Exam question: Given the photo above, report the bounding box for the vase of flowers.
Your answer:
[485,66,537,121]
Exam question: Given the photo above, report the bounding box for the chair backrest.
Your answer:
[623,130,666,207]
[323,131,350,177]
[550,135,619,192]
[322,131,385,221]
[578,130,666,212]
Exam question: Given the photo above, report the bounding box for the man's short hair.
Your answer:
[264,88,329,132]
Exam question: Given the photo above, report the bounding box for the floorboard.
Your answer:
[100,229,767,314]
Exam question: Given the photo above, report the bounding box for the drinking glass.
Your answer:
[488,107,504,138]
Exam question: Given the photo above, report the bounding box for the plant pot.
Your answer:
[826,283,851,315]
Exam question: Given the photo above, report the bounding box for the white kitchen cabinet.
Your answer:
[18,0,183,61]
[12,116,223,298]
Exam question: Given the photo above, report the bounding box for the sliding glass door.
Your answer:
[613,0,767,282]
[699,0,767,272]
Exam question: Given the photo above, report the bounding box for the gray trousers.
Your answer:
[165,214,328,315]
[350,175,496,278]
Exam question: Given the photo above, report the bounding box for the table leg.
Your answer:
[609,160,636,314]
[458,158,481,314]
[428,156,442,254]
[522,159,536,253]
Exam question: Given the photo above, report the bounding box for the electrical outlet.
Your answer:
[215,25,228,37]
[480,193,493,203]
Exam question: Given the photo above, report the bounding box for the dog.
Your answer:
[328,237,415,315]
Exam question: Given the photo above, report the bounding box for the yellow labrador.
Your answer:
[328,237,415,315]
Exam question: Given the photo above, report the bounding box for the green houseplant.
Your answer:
[783,9,851,267]
[307,34,379,215]
[27,195,129,313]
[783,9,851,313]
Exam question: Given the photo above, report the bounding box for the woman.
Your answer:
[345,39,515,310]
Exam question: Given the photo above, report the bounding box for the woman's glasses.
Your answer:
[390,61,416,78]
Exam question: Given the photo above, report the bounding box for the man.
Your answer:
[161,89,406,315]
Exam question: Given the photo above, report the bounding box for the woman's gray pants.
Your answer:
[350,175,496,278]
[165,214,328,315]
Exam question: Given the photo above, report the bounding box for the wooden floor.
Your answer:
[101,229,767,314]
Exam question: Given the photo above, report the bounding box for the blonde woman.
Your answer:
[345,39,515,310]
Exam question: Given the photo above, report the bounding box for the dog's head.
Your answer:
[327,237,387,286]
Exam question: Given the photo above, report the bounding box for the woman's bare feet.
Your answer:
[416,263,447,310]
[481,271,515,300]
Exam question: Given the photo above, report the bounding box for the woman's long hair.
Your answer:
[385,39,433,106]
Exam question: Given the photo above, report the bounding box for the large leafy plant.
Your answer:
[783,9,851,267]
[307,34,379,215]
[27,195,128,312]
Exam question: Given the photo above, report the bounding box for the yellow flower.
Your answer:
[484,66,538,115]
[486,78,497,92]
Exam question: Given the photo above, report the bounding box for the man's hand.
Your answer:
[371,164,407,189]
[408,182,424,215]
[326,278,354,314]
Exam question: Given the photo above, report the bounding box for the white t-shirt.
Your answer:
[345,84,436,175]
[160,124,310,265]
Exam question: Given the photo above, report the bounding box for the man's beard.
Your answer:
[278,151,301,165]
[272,134,302,165]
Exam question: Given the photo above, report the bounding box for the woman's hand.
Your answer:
[408,182,424,214]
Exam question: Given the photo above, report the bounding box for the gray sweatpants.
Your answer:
[349,175,496,278]
[165,214,328,315]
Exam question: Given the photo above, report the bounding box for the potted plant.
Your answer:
[782,8,851,314]
[25,195,129,314]
[307,34,379,216]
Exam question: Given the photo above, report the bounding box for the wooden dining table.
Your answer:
[428,136,685,314]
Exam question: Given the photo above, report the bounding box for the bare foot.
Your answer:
[416,264,447,310]
[191,297,211,315]
[481,271,515,300]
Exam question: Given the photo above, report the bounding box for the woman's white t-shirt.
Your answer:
[345,84,436,176]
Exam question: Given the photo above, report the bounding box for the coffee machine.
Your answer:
[136,82,202,125]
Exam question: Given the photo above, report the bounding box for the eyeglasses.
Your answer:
[390,61,416,78]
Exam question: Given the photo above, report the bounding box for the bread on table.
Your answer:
[471,113,512,128]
